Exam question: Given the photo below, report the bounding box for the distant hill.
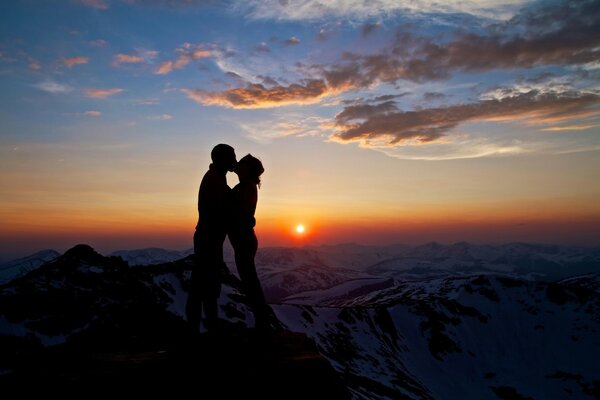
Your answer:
[0,249,60,284]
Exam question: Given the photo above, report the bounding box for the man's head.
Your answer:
[211,143,237,172]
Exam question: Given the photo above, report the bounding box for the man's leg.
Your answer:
[185,266,203,334]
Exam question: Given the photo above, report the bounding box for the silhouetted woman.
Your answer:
[229,154,271,330]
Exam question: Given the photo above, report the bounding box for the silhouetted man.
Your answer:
[186,144,236,333]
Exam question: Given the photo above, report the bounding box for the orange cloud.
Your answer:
[155,60,175,75]
[183,80,331,109]
[63,56,89,68]
[85,111,102,117]
[84,88,124,98]
[542,124,600,131]
[154,44,211,75]
[28,58,41,70]
[112,53,145,66]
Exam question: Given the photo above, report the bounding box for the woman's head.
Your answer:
[235,154,264,186]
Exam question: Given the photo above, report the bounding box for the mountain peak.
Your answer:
[63,244,100,260]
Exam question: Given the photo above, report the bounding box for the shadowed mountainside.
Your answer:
[0,244,348,397]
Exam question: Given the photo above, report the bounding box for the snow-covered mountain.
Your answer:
[275,274,600,399]
[110,247,193,266]
[1,242,599,399]
[0,249,59,284]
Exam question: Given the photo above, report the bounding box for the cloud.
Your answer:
[541,124,600,132]
[89,39,108,47]
[257,75,279,86]
[84,88,124,98]
[311,0,600,89]
[28,58,41,70]
[254,42,270,53]
[63,56,89,68]
[76,0,109,10]
[112,53,145,66]
[284,36,300,46]
[236,0,528,21]
[331,89,600,146]
[154,43,211,74]
[241,115,327,143]
[85,110,102,117]
[125,0,214,6]
[183,1,600,111]
[148,113,173,120]
[35,81,73,93]
[423,92,447,101]
[316,27,335,42]
[132,98,160,105]
[182,79,332,109]
[362,22,380,36]
[155,61,175,75]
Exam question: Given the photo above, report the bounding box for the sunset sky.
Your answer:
[1,0,599,258]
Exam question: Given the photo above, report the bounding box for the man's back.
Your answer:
[196,164,230,237]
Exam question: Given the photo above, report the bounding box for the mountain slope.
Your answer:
[0,250,59,284]
[274,274,600,399]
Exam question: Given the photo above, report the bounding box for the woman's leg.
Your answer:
[234,231,269,327]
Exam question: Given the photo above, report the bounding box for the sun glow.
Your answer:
[295,224,305,234]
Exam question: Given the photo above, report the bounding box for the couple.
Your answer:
[185,143,271,334]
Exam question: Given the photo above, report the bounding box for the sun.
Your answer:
[295,224,305,234]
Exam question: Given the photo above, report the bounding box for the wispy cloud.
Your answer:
[112,53,145,66]
[84,110,102,117]
[154,43,211,75]
[28,58,41,70]
[182,80,333,109]
[35,81,72,93]
[89,39,108,47]
[84,88,124,98]
[63,56,89,68]
[542,124,599,132]
[148,113,173,120]
[236,0,527,21]
[331,89,600,146]
[241,115,326,143]
[76,0,109,10]
[132,98,160,105]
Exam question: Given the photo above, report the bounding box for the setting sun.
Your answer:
[296,224,305,234]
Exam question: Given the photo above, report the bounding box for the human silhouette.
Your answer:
[186,143,236,333]
[229,154,273,331]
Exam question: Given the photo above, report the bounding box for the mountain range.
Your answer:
[0,242,599,398]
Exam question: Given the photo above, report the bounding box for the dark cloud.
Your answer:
[423,92,447,101]
[372,94,407,102]
[319,0,600,89]
[257,75,279,86]
[332,89,600,145]
[362,22,380,37]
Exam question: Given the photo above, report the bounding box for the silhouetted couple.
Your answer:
[185,144,271,334]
